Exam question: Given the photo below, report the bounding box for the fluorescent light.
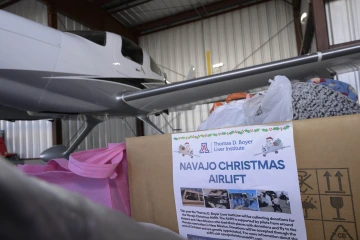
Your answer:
[213,63,224,68]
[301,12,307,23]
[113,62,120,65]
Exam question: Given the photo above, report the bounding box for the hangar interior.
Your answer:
[0,0,359,160]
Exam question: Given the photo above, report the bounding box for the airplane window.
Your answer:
[150,57,162,76]
[121,37,143,65]
[65,31,106,46]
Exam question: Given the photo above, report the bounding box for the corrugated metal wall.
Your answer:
[62,117,137,151]
[4,0,48,25]
[0,121,52,159]
[140,0,297,135]
[57,13,90,31]
[325,0,360,103]
[326,0,360,45]
[2,0,52,159]
[57,15,138,150]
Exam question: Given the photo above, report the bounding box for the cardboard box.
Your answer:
[126,114,360,239]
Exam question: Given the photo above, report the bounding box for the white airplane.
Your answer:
[1,9,360,161]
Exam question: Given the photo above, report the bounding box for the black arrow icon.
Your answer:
[324,170,346,193]
[324,171,331,191]
[335,171,343,192]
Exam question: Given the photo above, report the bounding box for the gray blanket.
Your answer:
[0,158,185,240]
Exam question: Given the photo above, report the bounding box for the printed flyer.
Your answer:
[172,123,306,240]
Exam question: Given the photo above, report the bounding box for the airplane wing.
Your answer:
[122,44,360,114]
[0,105,53,121]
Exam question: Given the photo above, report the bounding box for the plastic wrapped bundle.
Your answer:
[198,79,360,131]
[292,82,360,120]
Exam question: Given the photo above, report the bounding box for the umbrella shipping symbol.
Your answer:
[302,196,317,218]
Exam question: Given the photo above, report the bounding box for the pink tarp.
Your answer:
[17,143,131,216]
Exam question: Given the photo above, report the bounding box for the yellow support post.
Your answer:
[206,51,212,76]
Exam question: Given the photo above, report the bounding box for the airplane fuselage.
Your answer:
[0,10,166,119]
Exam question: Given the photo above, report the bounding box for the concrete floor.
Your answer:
[5,158,45,165]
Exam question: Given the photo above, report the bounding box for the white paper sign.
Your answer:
[172,123,306,240]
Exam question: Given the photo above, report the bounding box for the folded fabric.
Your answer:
[307,78,358,102]
[209,92,252,114]
[293,82,360,119]
[245,82,360,120]
[225,92,253,103]
[17,143,131,216]
[0,157,186,240]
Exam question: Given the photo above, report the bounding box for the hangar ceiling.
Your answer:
[102,0,221,27]
[100,0,268,35]
[1,0,270,37]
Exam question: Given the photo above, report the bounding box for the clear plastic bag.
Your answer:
[243,75,293,125]
[197,75,293,131]
[197,100,246,131]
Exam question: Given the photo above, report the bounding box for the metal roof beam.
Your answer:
[43,0,138,42]
[300,4,314,54]
[293,0,302,55]
[312,0,329,51]
[0,0,20,9]
[134,0,245,33]
[107,0,152,13]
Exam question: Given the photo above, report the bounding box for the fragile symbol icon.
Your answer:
[330,197,345,220]
[330,225,354,240]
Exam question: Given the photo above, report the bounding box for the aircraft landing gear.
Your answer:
[40,116,102,162]
[137,115,164,134]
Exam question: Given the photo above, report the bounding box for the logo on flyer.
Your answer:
[175,142,199,158]
[199,143,210,154]
[254,137,290,157]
